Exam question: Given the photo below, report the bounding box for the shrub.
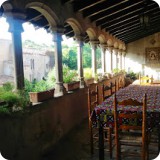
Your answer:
[0,82,30,113]
[46,68,56,88]
[84,68,93,79]
[63,65,78,83]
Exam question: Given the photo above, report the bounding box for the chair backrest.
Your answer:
[102,83,112,101]
[114,94,147,131]
[139,75,152,85]
[114,94,147,159]
[111,81,116,94]
[88,85,99,115]
[118,77,124,90]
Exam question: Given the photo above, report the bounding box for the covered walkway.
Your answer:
[43,118,159,160]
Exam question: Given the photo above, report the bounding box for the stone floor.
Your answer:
[42,118,159,160]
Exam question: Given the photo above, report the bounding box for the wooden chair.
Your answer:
[88,85,113,159]
[139,75,152,85]
[102,83,112,101]
[118,77,124,90]
[113,94,149,160]
[111,81,116,94]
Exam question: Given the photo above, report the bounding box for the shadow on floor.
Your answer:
[42,118,159,160]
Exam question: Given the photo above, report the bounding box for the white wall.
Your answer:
[126,32,160,80]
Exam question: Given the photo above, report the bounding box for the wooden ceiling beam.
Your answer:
[98,2,157,28]
[101,5,157,29]
[118,22,160,41]
[74,0,105,12]
[27,14,42,22]
[107,19,139,33]
[83,0,128,18]
[123,27,160,43]
[107,9,160,33]
[114,25,140,37]
[97,7,142,27]
[91,1,143,22]
[105,15,139,30]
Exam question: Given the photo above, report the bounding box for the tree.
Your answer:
[83,43,91,68]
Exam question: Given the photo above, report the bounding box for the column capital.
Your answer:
[99,43,107,49]
[118,49,123,54]
[5,10,26,33]
[113,48,119,55]
[4,9,26,21]
[50,26,65,34]
[74,34,84,41]
[107,46,114,52]
[122,51,127,56]
[90,40,99,48]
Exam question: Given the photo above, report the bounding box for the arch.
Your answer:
[86,27,97,40]
[65,18,83,36]
[118,43,123,50]
[98,34,106,44]
[1,1,13,11]
[107,39,113,47]
[25,2,59,28]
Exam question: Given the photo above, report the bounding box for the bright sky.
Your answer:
[0,17,74,46]
[0,17,54,45]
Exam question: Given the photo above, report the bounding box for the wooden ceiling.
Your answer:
[25,0,160,44]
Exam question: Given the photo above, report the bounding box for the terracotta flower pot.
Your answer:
[84,78,94,86]
[63,81,80,91]
[29,88,55,103]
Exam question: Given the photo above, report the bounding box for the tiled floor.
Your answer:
[43,118,159,160]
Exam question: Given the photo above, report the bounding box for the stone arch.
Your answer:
[113,41,119,49]
[25,2,59,28]
[65,18,83,36]
[107,39,113,47]
[98,34,106,44]
[86,27,97,41]
[1,1,13,11]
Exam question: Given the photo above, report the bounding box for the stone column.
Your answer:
[52,27,64,96]
[114,48,118,69]
[108,46,113,72]
[90,40,98,77]
[122,51,126,70]
[100,44,107,74]
[75,35,84,88]
[119,50,122,70]
[7,12,25,90]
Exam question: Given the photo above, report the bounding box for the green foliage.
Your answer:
[96,47,102,69]
[0,82,30,113]
[24,79,51,92]
[23,40,53,51]
[84,68,93,79]
[46,68,56,89]
[62,43,77,70]
[83,43,91,68]
[113,68,121,74]
[32,80,50,92]
[2,82,14,91]
[126,71,138,81]
[63,65,78,83]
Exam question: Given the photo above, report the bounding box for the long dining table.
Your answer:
[91,83,160,160]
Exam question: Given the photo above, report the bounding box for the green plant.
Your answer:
[46,68,56,88]
[24,78,52,93]
[126,71,138,81]
[0,82,30,113]
[84,68,93,79]
[63,65,78,83]
[113,68,120,74]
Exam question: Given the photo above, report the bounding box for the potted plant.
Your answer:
[63,65,80,91]
[84,68,94,86]
[0,82,30,113]
[25,79,55,103]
